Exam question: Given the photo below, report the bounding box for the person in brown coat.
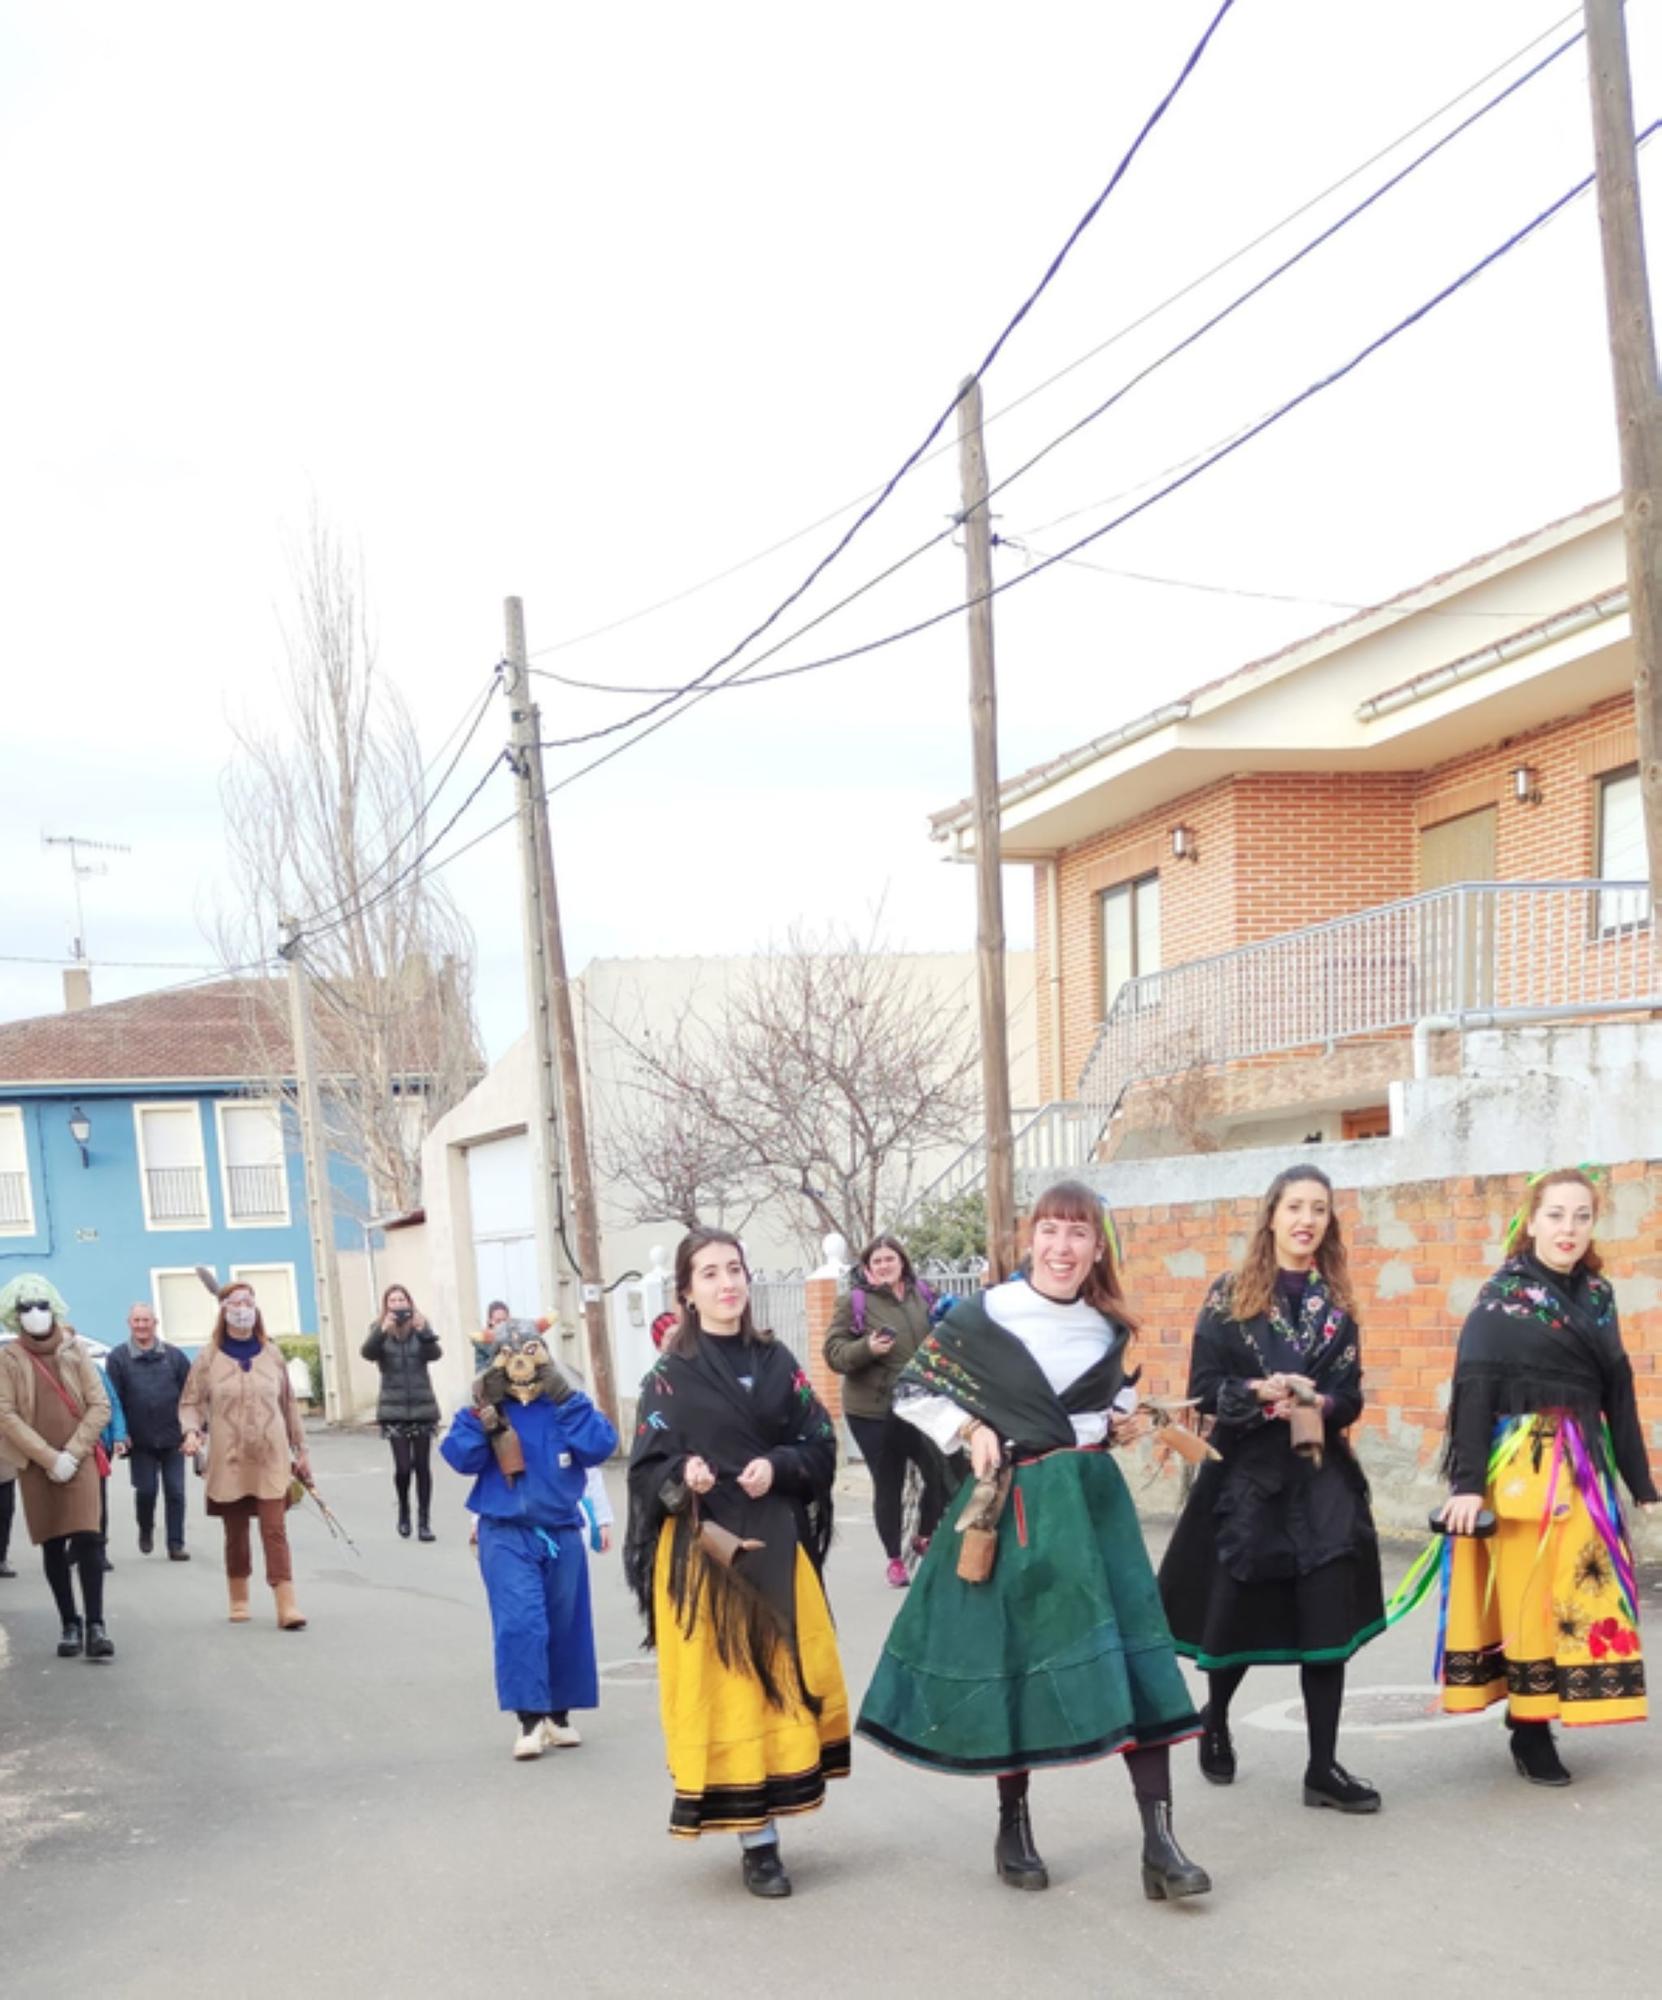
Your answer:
[179,1280,312,1630]
[0,1273,115,1660]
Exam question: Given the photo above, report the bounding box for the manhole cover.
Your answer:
[598,1657,659,1687]
[1244,1683,1492,1735]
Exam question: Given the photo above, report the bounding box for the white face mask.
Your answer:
[19,1306,54,1336]
[225,1305,257,1333]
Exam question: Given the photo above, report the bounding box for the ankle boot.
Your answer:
[994,1795,1050,1891]
[57,1616,84,1658]
[1138,1797,1212,1902]
[397,1504,412,1539]
[1509,1719,1571,1787]
[1304,1761,1382,1813]
[228,1575,252,1623]
[418,1514,436,1543]
[85,1621,115,1660]
[1198,1704,1236,1785]
[273,1581,308,1631]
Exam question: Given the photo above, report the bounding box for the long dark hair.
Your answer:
[1505,1168,1605,1277]
[1023,1179,1139,1333]
[666,1227,773,1359]
[1232,1163,1356,1321]
[857,1233,918,1291]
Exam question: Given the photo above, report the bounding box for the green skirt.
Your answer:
[857,1449,1200,1774]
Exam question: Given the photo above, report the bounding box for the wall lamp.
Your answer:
[1511,765,1541,806]
[68,1104,92,1167]
[1169,824,1198,861]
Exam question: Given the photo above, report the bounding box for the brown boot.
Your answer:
[273,1581,308,1631]
[228,1576,252,1623]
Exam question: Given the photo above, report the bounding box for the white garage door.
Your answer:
[467,1131,540,1320]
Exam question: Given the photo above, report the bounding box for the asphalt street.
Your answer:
[2,1430,1658,2000]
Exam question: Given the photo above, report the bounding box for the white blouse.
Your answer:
[897,1278,1119,1452]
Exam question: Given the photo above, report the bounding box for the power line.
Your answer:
[524,0,1236,738]
[525,8,1581,665]
[529,31,1583,717]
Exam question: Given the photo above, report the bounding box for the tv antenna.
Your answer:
[42,832,131,963]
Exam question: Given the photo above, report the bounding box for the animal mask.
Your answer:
[479,1320,570,1408]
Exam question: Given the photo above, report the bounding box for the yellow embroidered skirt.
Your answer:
[1442,1422,1646,1728]
[654,1524,851,1836]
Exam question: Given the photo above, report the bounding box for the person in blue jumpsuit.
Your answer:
[442,1320,617,1761]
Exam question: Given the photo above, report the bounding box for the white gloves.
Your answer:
[48,1451,78,1484]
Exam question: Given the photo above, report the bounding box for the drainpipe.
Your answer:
[1044,859,1064,1101]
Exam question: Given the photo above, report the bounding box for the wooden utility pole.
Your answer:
[278,917,353,1423]
[956,376,1018,1280]
[1585,0,1662,924]
[502,600,620,1430]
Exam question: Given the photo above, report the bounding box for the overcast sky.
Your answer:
[2,0,1655,1060]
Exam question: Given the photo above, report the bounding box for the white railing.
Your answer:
[750,1271,810,1363]
[1080,878,1658,1124]
[146,1165,209,1223]
[0,1170,30,1226]
[227,1162,287,1220]
[895,1101,1105,1223]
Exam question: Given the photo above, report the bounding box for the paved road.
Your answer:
[2,1431,1658,1999]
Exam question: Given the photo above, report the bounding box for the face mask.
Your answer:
[19,1305,54,1336]
[392,1307,412,1324]
[225,1305,257,1333]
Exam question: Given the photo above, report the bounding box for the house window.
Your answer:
[216,1100,290,1227]
[0,1105,33,1234]
[152,1268,220,1349]
[134,1102,210,1230]
[1342,1106,1391,1142]
[1100,872,1161,1014]
[230,1263,303,1338]
[1596,766,1648,929]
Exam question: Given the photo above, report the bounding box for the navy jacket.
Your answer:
[106,1340,192,1452]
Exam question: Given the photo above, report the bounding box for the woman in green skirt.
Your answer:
[857,1180,1209,1903]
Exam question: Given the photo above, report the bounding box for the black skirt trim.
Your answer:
[855,1713,1200,1777]
[667,1739,851,1836]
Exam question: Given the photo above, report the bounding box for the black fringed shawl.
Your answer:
[892,1291,1130,1452]
[623,1333,837,1712]
[1444,1253,1657,1502]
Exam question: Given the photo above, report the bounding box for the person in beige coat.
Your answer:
[179,1280,312,1630]
[0,1273,115,1660]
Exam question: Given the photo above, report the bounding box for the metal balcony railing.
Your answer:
[227,1162,287,1220]
[892,1100,1106,1225]
[1080,878,1658,1125]
[146,1165,209,1223]
[0,1169,30,1226]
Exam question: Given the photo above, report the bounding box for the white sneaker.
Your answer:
[541,1717,581,1749]
[513,1726,546,1761]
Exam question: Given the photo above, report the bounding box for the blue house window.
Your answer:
[0,1105,34,1234]
[134,1101,211,1230]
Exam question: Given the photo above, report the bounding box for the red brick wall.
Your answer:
[1112,1162,1662,1485]
[1036,694,1641,1096]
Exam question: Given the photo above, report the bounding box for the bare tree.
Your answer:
[214,515,482,1214]
[599,925,983,1253]
[595,1082,762,1237]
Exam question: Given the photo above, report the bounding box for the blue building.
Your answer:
[0,977,369,1347]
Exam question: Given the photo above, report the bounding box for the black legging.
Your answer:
[845,1412,948,1561]
[999,1744,1170,1810]
[1208,1660,1346,1772]
[43,1531,104,1626]
[389,1433,434,1517]
[0,1477,14,1562]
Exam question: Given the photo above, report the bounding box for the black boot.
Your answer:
[85,1621,115,1661]
[57,1616,84,1658]
[100,1549,115,1573]
[1304,1762,1381,1812]
[1509,1719,1571,1787]
[1197,1704,1236,1785]
[418,1515,436,1543]
[994,1796,1050,1891]
[1138,1798,1212,1902]
[397,1505,412,1539]
[740,1840,792,1898]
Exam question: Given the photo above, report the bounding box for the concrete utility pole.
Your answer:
[956,376,1018,1280]
[1585,0,1662,924]
[278,917,353,1423]
[502,601,620,1431]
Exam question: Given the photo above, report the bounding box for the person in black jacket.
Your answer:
[362,1286,443,1541]
[106,1302,193,1559]
[1158,1163,1386,1815]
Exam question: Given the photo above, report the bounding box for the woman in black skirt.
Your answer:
[1158,1163,1385,1812]
[362,1285,443,1541]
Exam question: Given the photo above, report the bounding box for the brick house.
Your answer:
[924,497,1662,1525]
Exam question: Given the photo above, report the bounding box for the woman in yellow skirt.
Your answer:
[1436,1169,1657,1783]
[624,1228,849,1897]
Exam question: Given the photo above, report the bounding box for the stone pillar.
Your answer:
[805,1233,850,1420]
